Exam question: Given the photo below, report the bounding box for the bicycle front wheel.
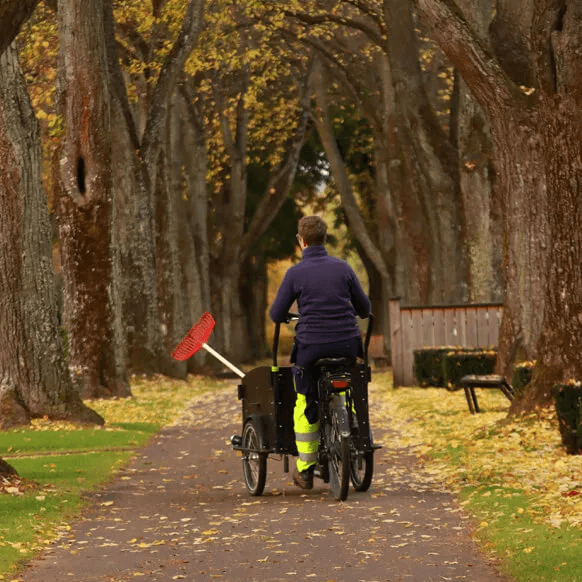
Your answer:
[327,408,350,501]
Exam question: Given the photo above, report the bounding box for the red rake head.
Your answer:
[172,312,216,361]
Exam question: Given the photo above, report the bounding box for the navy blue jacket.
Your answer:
[269,245,371,344]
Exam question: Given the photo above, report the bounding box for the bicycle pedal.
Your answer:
[313,463,329,482]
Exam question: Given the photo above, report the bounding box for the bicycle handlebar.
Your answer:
[272,313,374,369]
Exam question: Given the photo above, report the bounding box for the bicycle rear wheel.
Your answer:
[327,408,350,501]
[242,420,267,496]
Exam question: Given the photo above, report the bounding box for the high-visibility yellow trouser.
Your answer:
[294,393,319,472]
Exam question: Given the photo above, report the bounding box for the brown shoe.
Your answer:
[292,467,314,490]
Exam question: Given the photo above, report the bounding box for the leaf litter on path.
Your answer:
[17,373,512,582]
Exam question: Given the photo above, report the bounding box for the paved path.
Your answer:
[18,386,510,581]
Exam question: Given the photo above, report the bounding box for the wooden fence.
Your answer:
[388,298,504,386]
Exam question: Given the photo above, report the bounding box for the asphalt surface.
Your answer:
[18,384,511,582]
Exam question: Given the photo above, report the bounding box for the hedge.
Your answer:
[413,348,450,387]
[553,381,582,454]
[442,349,497,388]
[413,347,496,388]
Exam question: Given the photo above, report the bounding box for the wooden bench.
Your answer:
[459,374,514,414]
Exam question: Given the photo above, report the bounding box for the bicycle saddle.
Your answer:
[313,356,356,369]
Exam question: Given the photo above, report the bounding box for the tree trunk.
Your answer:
[211,262,251,365]
[0,45,103,429]
[532,112,582,396]
[451,73,504,303]
[313,58,393,350]
[104,0,205,375]
[523,0,582,408]
[177,84,212,373]
[212,165,251,363]
[208,71,251,363]
[359,251,386,331]
[55,0,129,398]
[154,141,188,379]
[452,0,503,303]
[383,0,468,305]
[209,66,312,364]
[241,254,269,360]
[310,5,469,350]
[490,112,548,377]
[413,0,582,411]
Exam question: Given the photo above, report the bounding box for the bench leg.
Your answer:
[464,387,475,414]
[470,387,481,413]
[500,385,514,401]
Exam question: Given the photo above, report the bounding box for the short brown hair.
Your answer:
[298,215,327,246]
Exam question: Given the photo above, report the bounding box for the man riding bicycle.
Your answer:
[269,215,371,490]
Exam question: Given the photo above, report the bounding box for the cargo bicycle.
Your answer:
[230,313,380,501]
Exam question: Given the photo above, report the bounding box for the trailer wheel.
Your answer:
[242,420,267,496]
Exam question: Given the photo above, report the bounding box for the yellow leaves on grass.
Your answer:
[89,374,230,429]
[370,373,582,531]
[28,418,81,432]
[0,476,37,496]
[12,375,220,434]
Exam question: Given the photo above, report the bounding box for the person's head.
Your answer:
[297,215,327,248]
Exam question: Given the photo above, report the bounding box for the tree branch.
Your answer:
[103,0,140,151]
[213,76,235,156]
[411,0,525,114]
[287,30,384,129]
[0,0,40,56]
[343,0,384,24]
[141,0,205,168]
[239,71,313,264]
[312,58,389,280]
[283,8,387,48]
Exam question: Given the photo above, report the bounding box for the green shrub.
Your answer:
[553,381,582,454]
[442,349,497,388]
[413,347,495,388]
[413,348,451,387]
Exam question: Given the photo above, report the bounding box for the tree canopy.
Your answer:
[1,0,581,420]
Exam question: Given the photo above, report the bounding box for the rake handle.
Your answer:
[202,343,245,378]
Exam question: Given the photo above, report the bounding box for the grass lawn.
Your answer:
[0,374,223,579]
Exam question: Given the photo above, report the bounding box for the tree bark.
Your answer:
[524,1,582,408]
[55,0,129,398]
[0,45,103,428]
[0,0,40,56]
[413,0,582,410]
[105,0,205,374]
[450,0,503,303]
[177,83,212,373]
